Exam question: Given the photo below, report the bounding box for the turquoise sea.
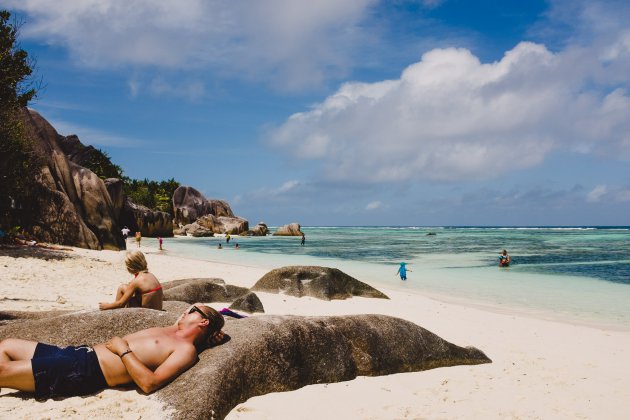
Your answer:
[143,227,630,330]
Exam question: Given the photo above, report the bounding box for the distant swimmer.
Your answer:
[218,243,223,249]
[499,250,510,267]
[396,262,412,281]
[301,233,305,246]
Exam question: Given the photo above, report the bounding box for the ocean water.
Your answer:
[144,227,630,329]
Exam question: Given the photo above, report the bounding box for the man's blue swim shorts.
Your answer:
[31,343,108,399]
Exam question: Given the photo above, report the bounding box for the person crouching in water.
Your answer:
[99,250,163,311]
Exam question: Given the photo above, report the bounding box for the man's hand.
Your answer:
[106,336,130,356]
[209,330,225,346]
[98,302,111,310]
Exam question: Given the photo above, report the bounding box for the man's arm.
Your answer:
[107,338,197,394]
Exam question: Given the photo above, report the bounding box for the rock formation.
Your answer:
[196,214,249,235]
[120,197,173,237]
[173,222,214,237]
[273,223,303,236]
[172,186,234,225]
[0,309,491,420]
[19,109,125,250]
[229,292,265,313]
[104,178,124,221]
[245,222,269,236]
[162,278,264,313]
[251,266,389,300]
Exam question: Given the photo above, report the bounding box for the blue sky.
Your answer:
[4,0,629,226]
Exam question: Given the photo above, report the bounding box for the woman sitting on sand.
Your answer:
[99,250,163,311]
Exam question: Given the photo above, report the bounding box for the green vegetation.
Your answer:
[80,147,124,180]
[122,177,180,214]
[80,148,179,214]
[0,10,40,228]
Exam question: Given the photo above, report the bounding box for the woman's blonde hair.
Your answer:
[125,250,148,274]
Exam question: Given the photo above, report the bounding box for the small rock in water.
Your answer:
[56,296,66,304]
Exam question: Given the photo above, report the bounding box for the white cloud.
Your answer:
[245,180,304,200]
[268,31,630,183]
[277,180,301,193]
[366,200,383,210]
[7,0,375,90]
[586,185,607,202]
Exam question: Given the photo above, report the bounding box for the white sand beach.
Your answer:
[1,244,629,419]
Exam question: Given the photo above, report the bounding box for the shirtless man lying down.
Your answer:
[0,304,224,398]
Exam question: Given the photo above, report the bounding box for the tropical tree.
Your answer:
[0,10,40,229]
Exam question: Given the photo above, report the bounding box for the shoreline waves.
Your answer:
[1,242,629,419]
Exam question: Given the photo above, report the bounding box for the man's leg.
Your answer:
[0,339,38,392]
[0,360,36,392]
[0,338,37,362]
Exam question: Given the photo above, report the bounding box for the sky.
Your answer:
[3,0,630,226]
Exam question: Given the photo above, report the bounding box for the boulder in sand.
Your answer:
[229,292,264,313]
[251,265,389,300]
[162,278,264,313]
[0,309,491,420]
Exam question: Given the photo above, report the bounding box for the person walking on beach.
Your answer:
[301,233,305,246]
[135,231,141,248]
[226,233,231,244]
[158,237,163,251]
[499,250,510,267]
[0,304,225,398]
[99,250,163,311]
[397,262,411,281]
[121,226,130,241]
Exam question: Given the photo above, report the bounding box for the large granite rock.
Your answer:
[174,222,214,237]
[163,278,249,302]
[172,186,234,226]
[196,214,249,235]
[0,309,73,327]
[251,266,389,300]
[229,292,265,313]
[104,178,124,221]
[246,222,269,236]
[120,197,173,237]
[20,109,125,250]
[162,278,264,313]
[273,223,303,236]
[0,309,491,419]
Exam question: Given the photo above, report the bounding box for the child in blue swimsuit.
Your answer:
[397,262,411,280]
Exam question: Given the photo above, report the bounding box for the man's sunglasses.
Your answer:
[188,305,209,320]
